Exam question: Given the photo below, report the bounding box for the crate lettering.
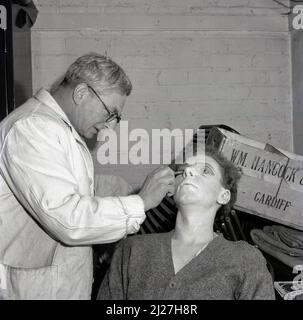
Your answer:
[229,148,302,185]
[254,192,292,212]
[230,149,248,167]
[207,128,303,230]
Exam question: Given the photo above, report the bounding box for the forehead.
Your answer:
[102,92,127,111]
[185,154,222,173]
[109,92,126,104]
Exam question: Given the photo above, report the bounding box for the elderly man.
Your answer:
[0,53,175,300]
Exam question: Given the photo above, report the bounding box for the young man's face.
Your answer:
[174,154,230,209]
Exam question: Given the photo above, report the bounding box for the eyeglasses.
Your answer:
[87,85,122,123]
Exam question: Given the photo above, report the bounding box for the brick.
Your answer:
[228,38,267,53]
[31,34,66,55]
[228,37,289,54]
[188,7,279,16]
[127,70,159,87]
[57,0,104,13]
[147,101,289,121]
[248,86,290,102]
[98,36,174,57]
[33,54,78,70]
[247,0,285,8]
[34,0,58,13]
[110,36,227,56]
[33,13,288,32]
[120,99,159,119]
[251,53,289,68]
[32,68,66,92]
[266,69,290,85]
[243,129,292,150]
[157,70,189,85]
[209,54,251,68]
[119,53,209,70]
[65,37,110,55]
[55,34,228,58]
[266,38,289,54]
[131,85,170,102]
[58,0,87,6]
[166,85,251,101]
[188,69,267,85]
[104,4,146,15]
[191,37,229,53]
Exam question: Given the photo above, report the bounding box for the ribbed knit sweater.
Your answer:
[98,232,275,300]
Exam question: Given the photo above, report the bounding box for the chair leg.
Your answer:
[231,210,247,241]
[225,215,238,241]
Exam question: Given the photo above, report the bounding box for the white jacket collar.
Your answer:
[34,88,86,146]
[34,88,73,128]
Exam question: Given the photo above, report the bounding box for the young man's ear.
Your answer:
[218,189,231,205]
[73,83,90,105]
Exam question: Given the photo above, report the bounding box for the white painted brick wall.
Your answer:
[31,0,292,188]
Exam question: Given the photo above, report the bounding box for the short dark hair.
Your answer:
[204,145,242,214]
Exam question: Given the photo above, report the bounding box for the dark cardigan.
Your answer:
[98,232,275,300]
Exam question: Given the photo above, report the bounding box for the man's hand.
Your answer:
[138,166,175,211]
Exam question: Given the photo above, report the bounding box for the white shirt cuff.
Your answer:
[118,195,146,234]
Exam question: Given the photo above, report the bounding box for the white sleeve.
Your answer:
[94,174,134,197]
[0,117,145,245]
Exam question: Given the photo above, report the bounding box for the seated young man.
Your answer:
[97,146,275,300]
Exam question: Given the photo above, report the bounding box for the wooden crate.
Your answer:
[206,128,303,231]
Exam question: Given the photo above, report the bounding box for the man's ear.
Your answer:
[218,189,231,205]
[73,83,90,105]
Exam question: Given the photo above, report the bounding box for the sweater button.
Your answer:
[169,281,176,288]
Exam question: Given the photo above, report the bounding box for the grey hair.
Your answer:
[61,53,132,96]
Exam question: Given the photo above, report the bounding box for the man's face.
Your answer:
[72,85,127,139]
[174,154,230,209]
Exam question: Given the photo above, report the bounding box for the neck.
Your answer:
[51,86,73,118]
[173,204,217,245]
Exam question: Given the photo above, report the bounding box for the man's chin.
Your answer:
[85,128,99,139]
[83,132,94,140]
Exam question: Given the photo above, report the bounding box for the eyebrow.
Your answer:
[183,162,216,174]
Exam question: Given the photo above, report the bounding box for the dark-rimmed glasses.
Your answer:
[87,85,122,123]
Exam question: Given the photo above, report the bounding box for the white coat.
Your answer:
[0,89,145,299]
